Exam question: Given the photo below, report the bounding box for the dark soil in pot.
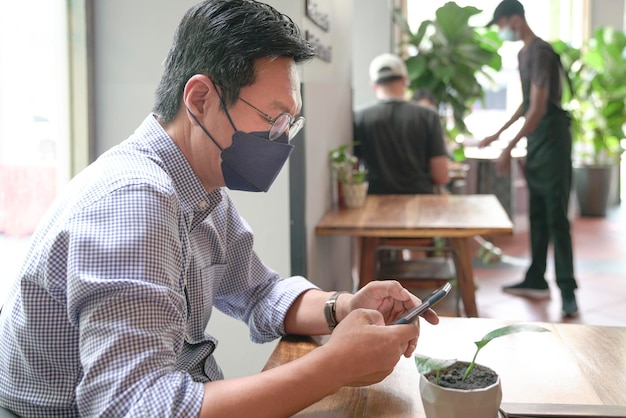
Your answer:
[424,361,498,390]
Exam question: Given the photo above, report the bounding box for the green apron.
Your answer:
[521,78,577,290]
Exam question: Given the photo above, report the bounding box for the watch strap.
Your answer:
[324,291,348,331]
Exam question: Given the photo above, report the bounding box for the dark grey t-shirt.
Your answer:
[353,99,447,194]
[518,37,563,109]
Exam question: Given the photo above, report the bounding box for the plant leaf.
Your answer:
[395,2,503,137]
[414,354,456,375]
[474,324,550,350]
[462,324,550,381]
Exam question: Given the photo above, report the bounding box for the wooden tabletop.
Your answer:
[264,317,626,417]
[315,194,514,317]
[315,194,513,239]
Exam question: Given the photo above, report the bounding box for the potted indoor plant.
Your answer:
[329,143,368,208]
[394,2,503,158]
[552,27,626,216]
[416,323,549,418]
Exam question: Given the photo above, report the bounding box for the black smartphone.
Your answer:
[393,282,452,325]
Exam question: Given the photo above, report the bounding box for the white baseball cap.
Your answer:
[368,53,408,84]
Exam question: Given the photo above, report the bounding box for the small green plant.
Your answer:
[415,324,550,384]
[329,143,367,184]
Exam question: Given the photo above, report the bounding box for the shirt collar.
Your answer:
[137,114,223,219]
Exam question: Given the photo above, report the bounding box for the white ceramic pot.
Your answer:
[342,182,368,208]
[419,370,502,418]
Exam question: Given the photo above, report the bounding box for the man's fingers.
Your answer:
[404,338,418,357]
[422,308,440,325]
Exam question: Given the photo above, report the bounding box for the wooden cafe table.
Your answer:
[315,194,514,317]
[263,317,626,417]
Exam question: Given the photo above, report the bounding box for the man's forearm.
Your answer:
[283,289,353,336]
[199,343,345,417]
[498,104,525,136]
[508,84,549,147]
[509,106,545,147]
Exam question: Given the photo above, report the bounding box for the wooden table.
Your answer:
[315,194,513,317]
[264,317,626,417]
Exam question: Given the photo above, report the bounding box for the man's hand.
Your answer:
[336,281,439,357]
[324,308,421,387]
[339,281,441,324]
[479,133,499,148]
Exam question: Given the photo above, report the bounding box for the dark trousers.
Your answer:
[524,179,577,293]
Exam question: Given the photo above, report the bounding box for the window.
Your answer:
[0,0,89,303]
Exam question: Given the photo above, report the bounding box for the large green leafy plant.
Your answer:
[394,2,502,139]
[552,27,626,165]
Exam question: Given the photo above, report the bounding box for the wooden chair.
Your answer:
[375,239,462,316]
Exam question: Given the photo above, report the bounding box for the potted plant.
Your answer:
[416,323,549,418]
[552,27,626,216]
[394,2,503,157]
[328,143,368,209]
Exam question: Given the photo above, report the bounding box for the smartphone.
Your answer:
[393,282,452,325]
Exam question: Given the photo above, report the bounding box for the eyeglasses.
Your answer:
[238,97,305,142]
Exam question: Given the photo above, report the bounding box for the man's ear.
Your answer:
[511,14,523,29]
[183,74,214,118]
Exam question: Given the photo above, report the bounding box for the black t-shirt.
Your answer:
[353,99,447,194]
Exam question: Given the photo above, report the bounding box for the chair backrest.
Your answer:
[0,405,19,418]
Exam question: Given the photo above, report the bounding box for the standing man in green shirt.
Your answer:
[480,0,579,318]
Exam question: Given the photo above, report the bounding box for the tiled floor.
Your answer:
[425,204,626,326]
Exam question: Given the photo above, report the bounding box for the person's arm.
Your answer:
[283,280,438,337]
[199,307,421,418]
[429,155,450,186]
[423,108,450,186]
[495,84,548,173]
[504,84,549,150]
[283,288,340,335]
[479,103,525,148]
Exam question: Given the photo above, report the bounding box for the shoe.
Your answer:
[562,293,579,318]
[502,281,551,299]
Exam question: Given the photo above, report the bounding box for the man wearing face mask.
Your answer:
[0,1,439,417]
[479,0,578,318]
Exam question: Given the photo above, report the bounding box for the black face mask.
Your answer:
[186,108,294,193]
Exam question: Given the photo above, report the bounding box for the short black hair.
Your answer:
[153,0,316,122]
[412,88,438,107]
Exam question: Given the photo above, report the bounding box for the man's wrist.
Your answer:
[324,291,350,331]
[333,292,351,324]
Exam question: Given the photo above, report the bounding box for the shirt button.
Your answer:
[198,200,208,209]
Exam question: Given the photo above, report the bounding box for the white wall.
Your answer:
[92,0,195,155]
[302,0,355,292]
[352,0,396,108]
[302,0,395,293]
[590,0,625,32]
